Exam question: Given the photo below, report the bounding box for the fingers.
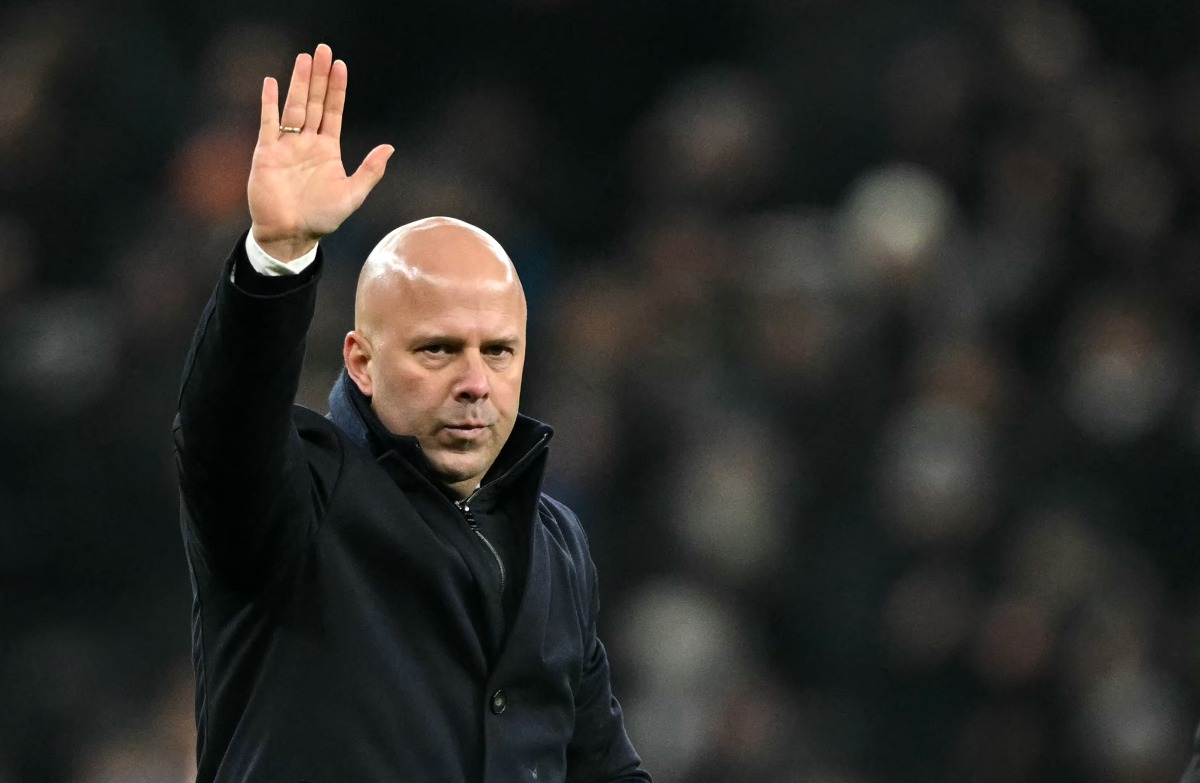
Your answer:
[347,144,396,206]
[272,45,344,138]
[258,77,280,144]
[320,59,348,140]
[279,52,312,132]
[304,44,334,133]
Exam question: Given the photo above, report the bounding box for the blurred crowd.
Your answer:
[4,0,1200,781]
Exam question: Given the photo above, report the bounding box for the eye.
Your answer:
[419,344,448,356]
[483,345,512,357]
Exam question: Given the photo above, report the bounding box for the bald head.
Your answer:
[355,216,525,337]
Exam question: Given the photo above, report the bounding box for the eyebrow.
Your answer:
[409,334,523,346]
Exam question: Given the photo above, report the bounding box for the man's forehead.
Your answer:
[386,297,527,345]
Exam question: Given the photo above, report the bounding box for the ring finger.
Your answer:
[279,52,312,133]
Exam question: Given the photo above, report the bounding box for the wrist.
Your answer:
[250,227,318,263]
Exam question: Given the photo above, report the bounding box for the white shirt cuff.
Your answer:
[244,233,320,276]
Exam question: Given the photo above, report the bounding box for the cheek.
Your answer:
[377,356,426,396]
[494,371,523,412]
[373,364,442,425]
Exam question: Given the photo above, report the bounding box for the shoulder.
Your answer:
[538,493,604,628]
[538,493,584,532]
[537,494,596,567]
[292,405,346,484]
[293,404,342,445]
[294,404,339,436]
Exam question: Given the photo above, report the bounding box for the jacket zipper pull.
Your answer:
[456,500,506,595]
[457,500,478,529]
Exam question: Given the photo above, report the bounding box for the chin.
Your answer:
[429,454,489,487]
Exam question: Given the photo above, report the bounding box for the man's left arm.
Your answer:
[566,559,652,783]
[1179,728,1200,783]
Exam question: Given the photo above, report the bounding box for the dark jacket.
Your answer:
[173,237,649,783]
[1182,733,1200,783]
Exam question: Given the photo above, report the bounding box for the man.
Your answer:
[174,43,650,782]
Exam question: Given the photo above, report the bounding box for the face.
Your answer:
[345,222,526,498]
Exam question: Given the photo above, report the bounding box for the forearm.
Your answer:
[176,232,322,483]
[567,614,650,782]
[566,660,651,783]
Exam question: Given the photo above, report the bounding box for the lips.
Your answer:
[442,422,491,441]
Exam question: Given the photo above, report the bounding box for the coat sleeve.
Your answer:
[566,554,652,783]
[1180,727,1200,783]
[173,233,331,589]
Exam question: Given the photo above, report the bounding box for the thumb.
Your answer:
[347,144,395,204]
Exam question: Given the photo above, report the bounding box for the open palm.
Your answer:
[248,44,393,261]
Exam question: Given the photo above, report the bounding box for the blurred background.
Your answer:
[3,0,1200,780]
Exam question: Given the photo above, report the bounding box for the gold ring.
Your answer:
[279,125,303,134]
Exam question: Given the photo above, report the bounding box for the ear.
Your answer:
[343,330,374,397]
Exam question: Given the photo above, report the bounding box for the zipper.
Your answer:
[390,431,549,599]
[456,497,506,596]
[448,431,550,600]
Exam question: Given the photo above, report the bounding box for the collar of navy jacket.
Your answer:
[325,367,554,507]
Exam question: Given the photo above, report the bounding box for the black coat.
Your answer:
[174,238,649,783]
[1182,735,1200,783]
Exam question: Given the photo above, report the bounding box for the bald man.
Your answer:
[174,44,650,783]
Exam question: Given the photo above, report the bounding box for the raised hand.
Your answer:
[248,43,394,261]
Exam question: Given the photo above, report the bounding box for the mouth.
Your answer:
[442,422,491,440]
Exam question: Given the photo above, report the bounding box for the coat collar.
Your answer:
[326,368,553,499]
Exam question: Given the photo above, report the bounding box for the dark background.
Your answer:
[3,1,1200,781]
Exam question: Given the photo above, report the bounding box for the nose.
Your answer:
[453,351,491,403]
